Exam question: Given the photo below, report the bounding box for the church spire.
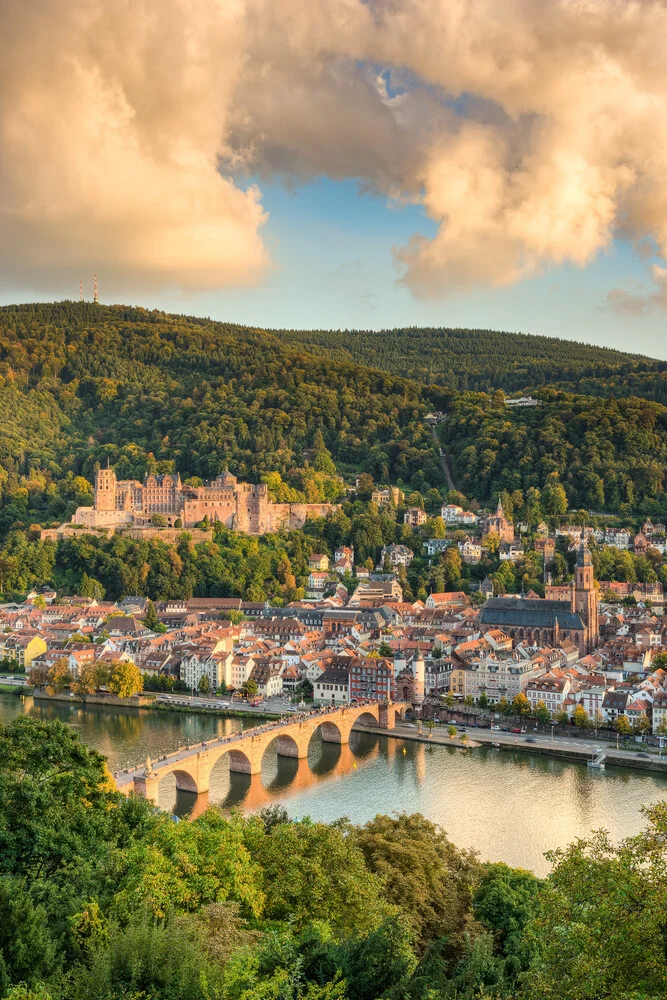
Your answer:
[577,529,592,567]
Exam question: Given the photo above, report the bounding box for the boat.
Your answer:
[587,759,606,770]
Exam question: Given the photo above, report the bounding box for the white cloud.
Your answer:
[5,0,667,297]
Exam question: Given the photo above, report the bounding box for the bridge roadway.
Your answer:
[114,700,408,805]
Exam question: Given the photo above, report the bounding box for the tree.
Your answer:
[354,813,479,953]
[45,659,71,695]
[498,697,511,716]
[573,705,589,728]
[27,662,49,688]
[0,717,118,880]
[535,700,551,724]
[447,725,457,738]
[614,715,632,735]
[425,719,435,738]
[143,599,159,631]
[556,710,569,725]
[378,641,393,658]
[198,674,211,694]
[512,692,530,717]
[107,660,143,698]
[72,660,102,698]
[479,691,489,710]
[244,680,258,699]
[150,514,167,527]
[524,803,667,1000]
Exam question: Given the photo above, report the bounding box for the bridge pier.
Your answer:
[133,771,160,805]
[320,720,349,745]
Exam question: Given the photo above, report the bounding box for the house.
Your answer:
[404,507,428,528]
[426,538,451,557]
[0,632,47,670]
[248,659,283,698]
[180,649,233,691]
[499,541,524,562]
[371,486,404,507]
[602,689,629,723]
[483,499,515,543]
[458,538,482,564]
[307,571,331,598]
[334,546,354,574]
[526,671,571,716]
[441,504,476,525]
[313,667,350,706]
[652,691,667,734]
[349,656,394,702]
[380,543,414,568]
[308,553,330,572]
[348,580,403,606]
[425,592,468,609]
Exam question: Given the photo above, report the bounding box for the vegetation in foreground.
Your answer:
[1,716,666,1000]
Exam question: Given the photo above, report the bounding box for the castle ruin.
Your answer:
[69,467,338,536]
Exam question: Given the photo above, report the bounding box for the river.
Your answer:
[3,692,667,875]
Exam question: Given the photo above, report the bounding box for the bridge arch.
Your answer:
[226,748,254,774]
[171,767,199,793]
[310,719,344,745]
[353,711,379,729]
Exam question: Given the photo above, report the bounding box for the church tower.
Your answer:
[574,532,598,651]
[94,464,117,512]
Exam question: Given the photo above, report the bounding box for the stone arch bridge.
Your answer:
[114,701,408,805]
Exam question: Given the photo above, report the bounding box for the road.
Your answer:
[430,426,456,492]
[395,722,665,768]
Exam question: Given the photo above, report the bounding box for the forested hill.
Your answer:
[2,301,667,526]
[274,325,667,400]
[0,301,445,492]
[442,388,667,516]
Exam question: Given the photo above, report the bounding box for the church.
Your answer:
[479,533,599,655]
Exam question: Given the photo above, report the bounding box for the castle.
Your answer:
[70,466,339,536]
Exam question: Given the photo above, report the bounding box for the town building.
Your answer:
[404,507,428,528]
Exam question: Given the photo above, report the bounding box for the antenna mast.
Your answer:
[79,280,83,302]
[93,274,99,304]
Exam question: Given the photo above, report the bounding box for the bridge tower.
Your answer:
[412,653,425,710]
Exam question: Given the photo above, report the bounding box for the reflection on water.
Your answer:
[3,693,667,875]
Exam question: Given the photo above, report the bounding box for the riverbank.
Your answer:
[0,682,30,694]
[31,688,277,722]
[151,701,276,722]
[375,723,667,774]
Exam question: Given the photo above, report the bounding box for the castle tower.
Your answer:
[574,532,598,651]
[95,465,117,512]
[412,653,425,709]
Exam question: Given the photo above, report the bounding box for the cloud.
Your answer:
[6,1,667,296]
[0,0,269,293]
[604,267,667,316]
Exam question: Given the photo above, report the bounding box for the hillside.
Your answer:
[275,325,667,400]
[441,388,667,517]
[1,302,666,539]
[0,301,444,498]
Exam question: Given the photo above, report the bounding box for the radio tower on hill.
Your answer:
[93,273,99,304]
[79,280,83,302]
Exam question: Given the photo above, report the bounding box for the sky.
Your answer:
[3,0,667,360]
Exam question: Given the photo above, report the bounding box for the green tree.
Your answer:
[535,699,551,724]
[198,674,211,695]
[143,599,159,631]
[0,717,117,880]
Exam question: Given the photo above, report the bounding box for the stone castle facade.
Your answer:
[70,467,338,536]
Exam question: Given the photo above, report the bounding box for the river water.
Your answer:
[3,692,667,875]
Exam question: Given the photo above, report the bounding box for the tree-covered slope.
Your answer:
[274,325,667,399]
[0,301,444,491]
[441,388,667,516]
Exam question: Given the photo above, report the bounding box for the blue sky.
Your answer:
[4,176,666,361]
[146,178,667,361]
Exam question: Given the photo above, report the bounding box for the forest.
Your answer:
[440,388,667,517]
[1,714,666,1000]
[275,324,667,399]
[0,302,443,498]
